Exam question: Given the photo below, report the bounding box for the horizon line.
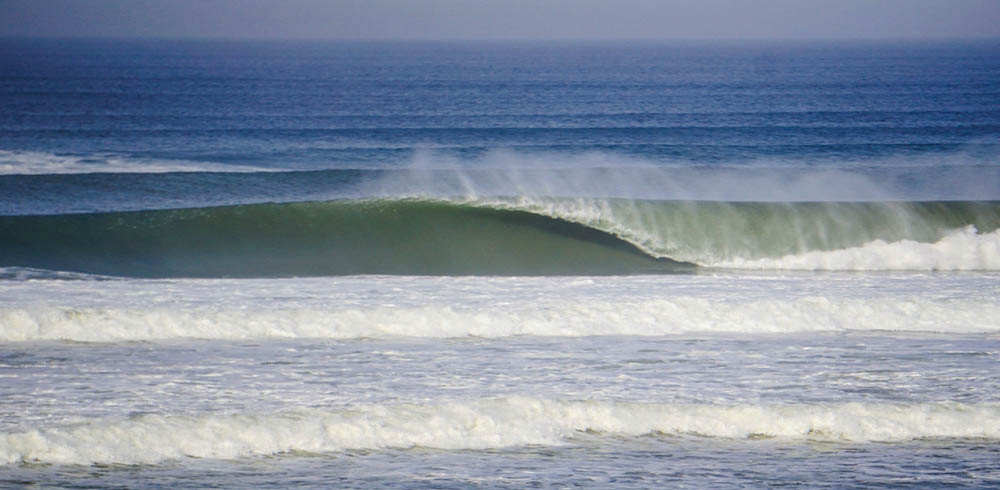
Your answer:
[3,35,1000,43]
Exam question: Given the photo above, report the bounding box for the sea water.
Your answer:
[1,39,1000,487]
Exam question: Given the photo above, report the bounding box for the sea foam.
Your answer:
[2,293,998,342]
[4,398,999,465]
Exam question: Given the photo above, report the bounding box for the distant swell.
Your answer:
[4,398,1000,465]
[0,150,268,175]
[1,198,999,277]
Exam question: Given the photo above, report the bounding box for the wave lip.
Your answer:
[4,398,999,465]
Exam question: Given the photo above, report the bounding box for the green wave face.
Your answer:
[0,200,685,278]
[2,198,998,277]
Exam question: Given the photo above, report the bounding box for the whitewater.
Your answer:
[7,399,1000,465]
[1,273,999,342]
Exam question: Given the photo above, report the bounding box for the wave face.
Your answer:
[0,199,683,277]
[2,198,1000,276]
[4,398,999,465]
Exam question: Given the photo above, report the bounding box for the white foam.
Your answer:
[2,293,998,342]
[4,398,999,465]
[0,150,267,175]
[3,274,997,342]
[717,226,1000,271]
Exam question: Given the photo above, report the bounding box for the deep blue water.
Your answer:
[2,39,999,181]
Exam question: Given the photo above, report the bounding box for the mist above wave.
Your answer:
[367,147,1000,202]
[3,146,998,202]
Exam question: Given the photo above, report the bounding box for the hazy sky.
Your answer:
[2,0,999,40]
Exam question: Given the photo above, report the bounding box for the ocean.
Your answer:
[1,38,999,487]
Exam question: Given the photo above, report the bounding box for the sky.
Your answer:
[1,0,999,40]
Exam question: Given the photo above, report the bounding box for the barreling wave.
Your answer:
[1,198,999,277]
[4,398,1000,465]
[478,197,1000,270]
[0,199,683,277]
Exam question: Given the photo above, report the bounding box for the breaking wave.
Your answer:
[4,398,999,465]
[4,293,998,342]
[2,198,999,276]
